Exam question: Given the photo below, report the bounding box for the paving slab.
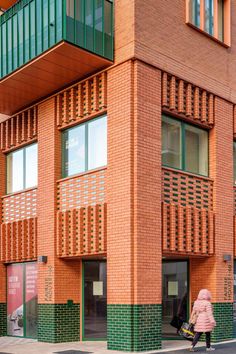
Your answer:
[0,338,236,354]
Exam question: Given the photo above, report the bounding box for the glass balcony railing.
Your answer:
[0,0,113,79]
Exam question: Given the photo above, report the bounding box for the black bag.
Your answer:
[178,322,195,341]
[170,315,183,330]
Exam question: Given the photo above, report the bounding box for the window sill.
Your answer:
[57,166,107,183]
[186,22,230,48]
[2,186,37,199]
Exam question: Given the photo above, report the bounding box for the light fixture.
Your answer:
[223,254,231,262]
[38,256,48,263]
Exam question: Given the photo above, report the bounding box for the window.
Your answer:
[7,143,38,194]
[162,115,208,176]
[62,115,107,178]
[187,0,230,46]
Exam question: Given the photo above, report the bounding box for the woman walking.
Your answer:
[189,289,216,352]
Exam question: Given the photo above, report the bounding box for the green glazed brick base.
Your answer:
[38,303,80,343]
[0,303,7,336]
[211,303,233,342]
[107,304,162,352]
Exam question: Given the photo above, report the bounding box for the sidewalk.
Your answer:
[0,337,236,354]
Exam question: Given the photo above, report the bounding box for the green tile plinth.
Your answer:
[0,303,6,336]
[38,303,80,343]
[107,304,162,352]
[211,303,233,342]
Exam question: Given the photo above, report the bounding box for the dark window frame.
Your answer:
[162,115,209,177]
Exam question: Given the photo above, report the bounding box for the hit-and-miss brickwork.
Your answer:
[0,0,236,351]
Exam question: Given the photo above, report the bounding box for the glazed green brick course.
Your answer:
[38,303,80,343]
[107,304,162,352]
[0,303,6,336]
[211,303,233,342]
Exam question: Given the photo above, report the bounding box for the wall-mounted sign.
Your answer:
[93,281,103,296]
[168,281,178,296]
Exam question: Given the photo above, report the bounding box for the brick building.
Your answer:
[0,0,235,352]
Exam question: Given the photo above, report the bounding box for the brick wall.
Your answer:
[107,60,162,350]
[37,97,81,341]
[133,0,236,102]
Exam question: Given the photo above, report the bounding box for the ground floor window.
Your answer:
[7,262,38,338]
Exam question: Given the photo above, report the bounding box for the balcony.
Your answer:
[0,0,113,115]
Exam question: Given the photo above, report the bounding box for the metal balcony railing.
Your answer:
[0,0,113,79]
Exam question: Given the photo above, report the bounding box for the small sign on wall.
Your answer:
[93,281,103,296]
[168,281,178,296]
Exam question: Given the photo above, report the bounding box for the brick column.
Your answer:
[190,98,234,341]
[0,150,6,336]
[37,98,81,343]
[107,60,162,351]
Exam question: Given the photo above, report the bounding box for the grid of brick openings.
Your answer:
[0,106,37,152]
[2,189,37,222]
[57,203,107,257]
[162,168,214,210]
[57,169,106,211]
[0,217,37,262]
[56,72,107,129]
[162,72,214,128]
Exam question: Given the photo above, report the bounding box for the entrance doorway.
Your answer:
[162,261,188,338]
[83,261,107,340]
[7,262,38,338]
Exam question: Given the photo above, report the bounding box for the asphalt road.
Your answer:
[164,341,236,354]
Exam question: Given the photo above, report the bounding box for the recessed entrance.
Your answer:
[83,261,107,340]
[162,261,188,338]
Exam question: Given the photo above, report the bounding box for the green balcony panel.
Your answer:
[0,0,113,79]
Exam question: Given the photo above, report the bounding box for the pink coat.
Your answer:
[191,289,216,333]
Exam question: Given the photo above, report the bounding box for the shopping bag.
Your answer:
[178,322,195,341]
[170,315,183,330]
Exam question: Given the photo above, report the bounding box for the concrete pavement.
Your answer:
[0,337,236,354]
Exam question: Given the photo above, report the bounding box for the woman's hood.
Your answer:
[197,289,212,301]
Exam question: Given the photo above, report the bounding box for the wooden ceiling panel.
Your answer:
[0,41,112,115]
[0,0,17,10]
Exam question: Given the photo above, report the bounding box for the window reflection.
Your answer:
[88,117,107,170]
[62,116,107,178]
[7,143,38,194]
[162,115,208,176]
[25,144,38,189]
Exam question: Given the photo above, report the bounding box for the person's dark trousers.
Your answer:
[192,332,211,348]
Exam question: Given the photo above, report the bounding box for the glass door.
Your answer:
[7,262,38,338]
[83,261,107,339]
[162,261,188,338]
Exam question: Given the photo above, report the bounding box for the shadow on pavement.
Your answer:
[158,341,236,353]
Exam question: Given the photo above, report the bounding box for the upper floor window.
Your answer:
[187,0,230,46]
[162,115,208,176]
[62,115,107,178]
[7,143,38,194]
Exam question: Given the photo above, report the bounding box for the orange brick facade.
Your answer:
[0,0,236,351]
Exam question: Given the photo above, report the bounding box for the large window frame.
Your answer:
[6,143,38,194]
[186,0,231,46]
[162,115,209,177]
[62,115,107,179]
